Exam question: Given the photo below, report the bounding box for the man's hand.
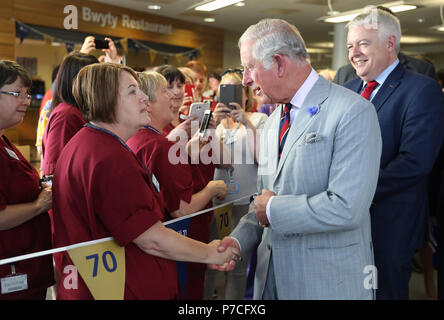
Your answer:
[254,189,275,227]
[208,237,240,271]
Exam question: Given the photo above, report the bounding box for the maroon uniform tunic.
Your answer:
[0,135,54,300]
[41,102,85,274]
[127,127,193,216]
[129,127,214,299]
[52,125,178,300]
[41,102,85,176]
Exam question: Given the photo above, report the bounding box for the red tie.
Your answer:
[361,80,379,100]
[279,103,292,158]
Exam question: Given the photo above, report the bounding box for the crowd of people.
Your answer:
[1,5,444,300]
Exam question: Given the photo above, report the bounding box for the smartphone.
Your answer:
[219,84,243,110]
[184,83,195,99]
[40,175,53,187]
[189,102,210,123]
[199,110,212,137]
[94,39,109,49]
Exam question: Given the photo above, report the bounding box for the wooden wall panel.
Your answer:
[12,0,224,68]
[0,0,14,60]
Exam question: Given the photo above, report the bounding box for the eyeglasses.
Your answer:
[220,68,244,77]
[0,91,32,101]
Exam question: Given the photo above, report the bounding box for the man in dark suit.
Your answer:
[344,8,444,299]
[334,6,436,86]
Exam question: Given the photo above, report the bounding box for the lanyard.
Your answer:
[144,125,161,135]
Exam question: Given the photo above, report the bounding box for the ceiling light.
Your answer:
[147,5,161,10]
[431,25,444,32]
[319,1,418,24]
[234,1,245,6]
[204,17,216,22]
[194,0,244,12]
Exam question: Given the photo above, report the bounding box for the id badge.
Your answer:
[226,182,240,194]
[1,274,28,294]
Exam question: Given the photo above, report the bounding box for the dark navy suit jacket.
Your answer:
[345,63,444,253]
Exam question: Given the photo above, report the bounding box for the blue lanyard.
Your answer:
[144,125,162,135]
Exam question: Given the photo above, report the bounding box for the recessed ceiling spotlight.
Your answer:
[204,17,216,22]
[147,5,161,10]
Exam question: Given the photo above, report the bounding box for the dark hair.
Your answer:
[51,65,60,83]
[51,52,98,111]
[208,71,222,82]
[155,65,185,85]
[73,63,139,123]
[0,60,32,89]
[437,69,444,85]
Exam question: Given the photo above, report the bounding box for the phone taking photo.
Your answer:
[219,84,243,111]
[94,39,109,49]
[189,102,210,123]
[199,110,212,137]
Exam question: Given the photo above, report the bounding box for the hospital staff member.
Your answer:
[0,60,53,300]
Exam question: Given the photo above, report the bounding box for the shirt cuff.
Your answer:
[266,195,274,226]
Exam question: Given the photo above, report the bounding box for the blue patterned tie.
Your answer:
[279,103,292,158]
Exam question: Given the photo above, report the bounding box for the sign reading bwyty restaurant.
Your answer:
[68,5,173,35]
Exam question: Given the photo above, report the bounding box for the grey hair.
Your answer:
[238,18,310,70]
[138,71,167,102]
[347,6,401,53]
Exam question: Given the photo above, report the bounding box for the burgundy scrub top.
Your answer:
[52,125,178,300]
[0,135,54,300]
[127,127,193,216]
[41,102,85,176]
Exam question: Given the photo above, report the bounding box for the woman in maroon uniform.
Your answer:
[128,71,231,299]
[127,71,228,219]
[0,60,53,299]
[52,63,238,300]
[41,52,98,176]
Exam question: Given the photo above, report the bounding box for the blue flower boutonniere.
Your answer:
[307,106,319,116]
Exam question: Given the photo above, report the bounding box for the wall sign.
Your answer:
[81,6,172,35]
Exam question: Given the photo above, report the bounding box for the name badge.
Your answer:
[152,174,160,193]
[4,147,19,160]
[226,182,240,194]
[1,274,28,294]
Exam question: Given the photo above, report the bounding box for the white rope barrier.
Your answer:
[0,193,255,266]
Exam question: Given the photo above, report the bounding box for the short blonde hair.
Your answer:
[138,71,167,102]
[178,67,196,84]
[73,63,139,123]
[220,71,254,112]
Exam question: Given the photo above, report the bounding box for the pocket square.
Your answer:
[299,132,322,145]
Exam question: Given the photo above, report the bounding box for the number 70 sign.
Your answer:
[68,240,125,300]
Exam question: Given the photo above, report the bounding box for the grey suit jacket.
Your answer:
[231,76,382,299]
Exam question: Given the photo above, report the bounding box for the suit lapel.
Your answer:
[371,63,404,112]
[274,77,330,182]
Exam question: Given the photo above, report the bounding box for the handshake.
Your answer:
[207,237,241,271]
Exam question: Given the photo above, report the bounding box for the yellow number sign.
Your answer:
[214,203,233,239]
[68,239,125,300]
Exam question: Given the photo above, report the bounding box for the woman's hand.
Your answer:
[207,180,228,201]
[229,102,247,124]
[213,103,231,126]
[99,38,122,64]
[79,36,96,54]
[35,186,52,214]
[207,239,240,268]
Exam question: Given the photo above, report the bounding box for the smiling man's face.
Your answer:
[347,25,395,82]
